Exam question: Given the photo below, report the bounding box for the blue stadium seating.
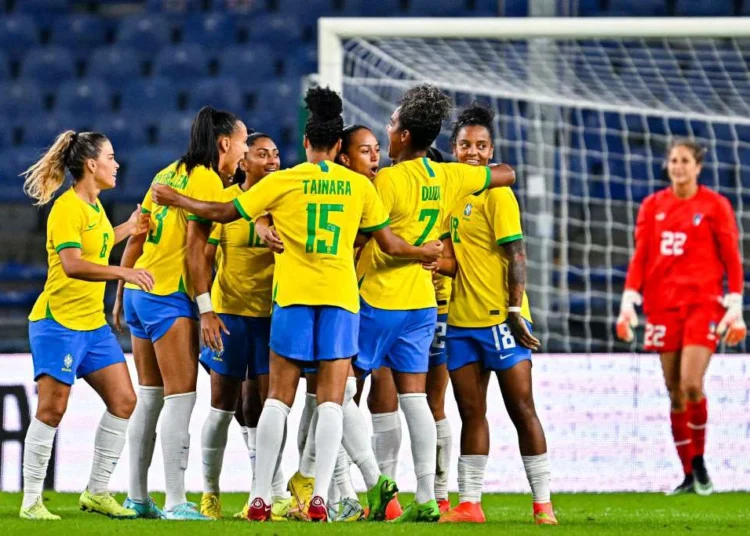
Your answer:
[407,0,471,17]
[0,15,40,61]
[56,79,111,115]
[21,112,80,147]
[15,0,69,29]
[0,146,43,202]
[182,12,237,55]
[248,14,304,48]
[92,114,149,153]
[0,120,12,149]
[122,147,181,200]
[120,77,179,116]
[50,16,109,62]
[0,51,9,81]
[186,78,244,113]
[606,0,668,16]
[212,0,267,15]
[674,0,735,16]
[154,44,210,87]
[88,46,144,84]
[116,14,172,52]
[0,81,44,119]
[218,44,276,80]
[147,0,203,12]
[21,46,77,86]
[157,112,195,150]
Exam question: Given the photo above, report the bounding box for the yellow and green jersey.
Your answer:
[29,188,115,330]
[441,187,531,327]
[357,157,490,310]
[233,160,389,314]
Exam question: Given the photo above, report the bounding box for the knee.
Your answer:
[243,398,261,428]
[111,391,137,419]
[367,384,398,414]
[681,379,703,403]
[36,397,67,428]
[457,397,486,425]
[507,397,539,430]
[666,382,686,409]
[427,393,445,421]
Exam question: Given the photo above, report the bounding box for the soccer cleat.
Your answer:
[392,500,441,523]
[287,471,315,514]
[247,497,271,522]
[307,495,329,522]
[439,501,486,523]
[365,475,398,521]
[271,496,294,521]
[667,474,695,496]
[79,490,137,519]
[327,501,339,522]
[123,496,165,519]
[533,502,558,525]
[437,498,451,514]
[385,495,403,520]
[164,502,213,520]
[692,457,714,496]
[335,497,365,522]
[199,492,222,519]
[233,502,249,519]
[19,497,61,520]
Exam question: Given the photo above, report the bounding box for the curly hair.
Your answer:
[397,84,453,151]
[450,104,495,146]
[304,86,344,150]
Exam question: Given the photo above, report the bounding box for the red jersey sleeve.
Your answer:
[713,195,743,294]
[624,195,654,292]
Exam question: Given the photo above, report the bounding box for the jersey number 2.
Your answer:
[306,203,343,255]
[660,231,686,256]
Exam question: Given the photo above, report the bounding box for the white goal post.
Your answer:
[317,17,750,352]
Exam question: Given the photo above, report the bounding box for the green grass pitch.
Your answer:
[1,492,748,535]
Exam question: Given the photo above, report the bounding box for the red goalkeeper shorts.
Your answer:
[644,301,725,353]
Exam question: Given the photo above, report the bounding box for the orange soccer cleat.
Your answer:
[533,501,558,525]
[384,495,403,521]
[307,496,328,522]
[437,499,451,514]
[439,501,485,523]
[247,497,271,522]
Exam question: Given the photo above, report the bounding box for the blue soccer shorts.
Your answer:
[429,313,448,368]
[124,288,197,342]
[200,314,270,379]
[446,319,533,372]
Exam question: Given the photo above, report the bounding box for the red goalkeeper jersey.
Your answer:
[624,185,743,315]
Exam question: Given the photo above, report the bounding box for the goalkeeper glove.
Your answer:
[717,293,746,347]
[616,290,642,343]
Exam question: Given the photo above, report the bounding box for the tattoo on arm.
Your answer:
[503,239,526,308]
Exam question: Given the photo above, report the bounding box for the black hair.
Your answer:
[397,84,453,151]
[304,86,344,151]
[450,104,495,146]
[232,131,276,185]
[22,130,110,205]
[335,124,372,164]
[179,105,240,175]
[425,146,445,163]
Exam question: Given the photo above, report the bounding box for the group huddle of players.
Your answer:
[18,79,745,524]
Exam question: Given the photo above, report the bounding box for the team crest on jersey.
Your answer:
[655,213,666,221]
[693,213,703,226]
[62,354,73,372]
[464,203,473,217]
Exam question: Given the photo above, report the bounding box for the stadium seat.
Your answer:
[122,147,181,200]
[248,14,303,48]
[0,146,43,202]
[287,44,317,76]
[50,16,109,61]
[116,14,172,52]
[147,0,203,12]
[0,15,40,61]
[92,114,149,153]
[218,44,276,81]
[355,0,405,17]
[254,80,299,116]
[120,78,179,116]
[157,112,195,150]
[0,81,44,120]
[212,0,267,15]
[20,46,77,86]
[154,44,210,86]
[186,78,243,113]
[0,118,12,149]
[407,0,468,17]
[675,0,735,16]
[501,0,527,17]
[21,112,81,147]
[607,0,668,16]
[0,51,9,81]
[88,46,143,84]
[182,13,237,56]
[15,0,69,30]
[56,79,111,115]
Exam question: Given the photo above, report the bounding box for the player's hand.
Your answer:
[616,289,642,343]
[419,240,443,262]
[112,294,124,333]
[121,268,155,292]
[151,184,181,207]
[507,312,540,351]
[255,219,284,253]
[127,204,150,236]
[201,312,229,353]
[422,260,439,272]
[717,293,746,346]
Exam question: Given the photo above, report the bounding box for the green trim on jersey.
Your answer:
[496,233,523,246]
[360,218,390,234]
[233,198,251,221]
[422,157,436,178]
[55,241,82,253]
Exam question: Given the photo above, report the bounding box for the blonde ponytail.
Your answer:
[22,130,76,206]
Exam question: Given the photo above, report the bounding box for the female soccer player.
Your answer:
[616,139,745,496]
[197,132,293,519]
[20,130,152,520]
[116,106,248,520]
[150,87,443,522]
[433,105,555,525]
[355,84,517,523]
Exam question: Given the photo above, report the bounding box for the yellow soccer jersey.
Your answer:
[357,157,490,310]
[434,274,451,315]
[126,162,223,297]
[208,184,274,317]
[233,160,389,314]
[441,187,531,328]
[29,188,115,331]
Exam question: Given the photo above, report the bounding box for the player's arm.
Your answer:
[151,183,240,223]
[113,231,147,333]
[487,163,516,188]
[434,232,456,277]
[502,238,540,350]
[57,247,152,289]
[714,197,746,346]
[114,204,150,245]
[253,214,284,253]
[370,226,443,262]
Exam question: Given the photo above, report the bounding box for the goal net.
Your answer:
[318,17,750,353]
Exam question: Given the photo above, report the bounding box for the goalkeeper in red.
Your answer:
[616,139,745,496]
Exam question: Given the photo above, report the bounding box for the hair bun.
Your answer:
[305,86,343,121]
[457,104,494,126]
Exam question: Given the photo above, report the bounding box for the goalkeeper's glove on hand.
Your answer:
[616,290,642,343]
[717,293,746,347]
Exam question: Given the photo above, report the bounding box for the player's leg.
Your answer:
[427,314,451,512]
[660,350,695,494]
[368,367,401,481]
[680,344,714,495]
[288,371,317,516]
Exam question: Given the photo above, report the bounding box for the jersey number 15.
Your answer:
[306,203,343,255]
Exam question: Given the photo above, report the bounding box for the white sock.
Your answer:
[299,409,318,478]
[271,422,290,499]
[522,453,551,503]
[371,410,401,479]
[22,418,57,508]
[399,393,436,504]
[297,393,317,458]
[87,411,129,495]
[128,386,164,503]
[342,399,381,489]
[252,399,290,504]
[201,407,235,494]
[458,455,487,503]
[329,474,341,506]
[240,426,249,450]
[248,427,257,496]
[311,402,343,502]
[161,392,196,511]
[335,447,358,501]
[435,418,452,501]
